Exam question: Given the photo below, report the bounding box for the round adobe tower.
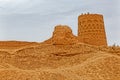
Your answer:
[78,13,107,46]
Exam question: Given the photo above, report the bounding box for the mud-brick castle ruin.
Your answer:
[45,13,108,46]
[78,13,107,46]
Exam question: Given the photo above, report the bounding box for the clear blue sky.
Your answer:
[0,0,120,45]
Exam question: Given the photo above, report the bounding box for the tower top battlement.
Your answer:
[78,13,103,20]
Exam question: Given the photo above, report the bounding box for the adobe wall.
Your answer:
[78,13,107,46]
[44,25,78,45]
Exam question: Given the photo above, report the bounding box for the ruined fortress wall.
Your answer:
[78,13,107,46]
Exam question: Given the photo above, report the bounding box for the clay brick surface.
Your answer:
[78,13,107,46]
[44,25,78,45]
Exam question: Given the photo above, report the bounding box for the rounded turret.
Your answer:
[78,13,107,46]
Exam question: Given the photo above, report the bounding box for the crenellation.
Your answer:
[79,16,103,22]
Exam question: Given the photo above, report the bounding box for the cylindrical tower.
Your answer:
[78,13,107,46]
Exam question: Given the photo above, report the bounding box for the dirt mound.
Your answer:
[8,43,97,69]
[0,41,120,80]
[0,51,11,62]
[0,52,119,80]
[58,53,120,80]
[0,69,66,80]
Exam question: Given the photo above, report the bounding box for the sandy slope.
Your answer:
[0,42,120,80]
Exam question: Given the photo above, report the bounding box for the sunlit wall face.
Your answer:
[0,0,120,45]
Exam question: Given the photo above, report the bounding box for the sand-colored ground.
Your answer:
[0,41,120,80]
